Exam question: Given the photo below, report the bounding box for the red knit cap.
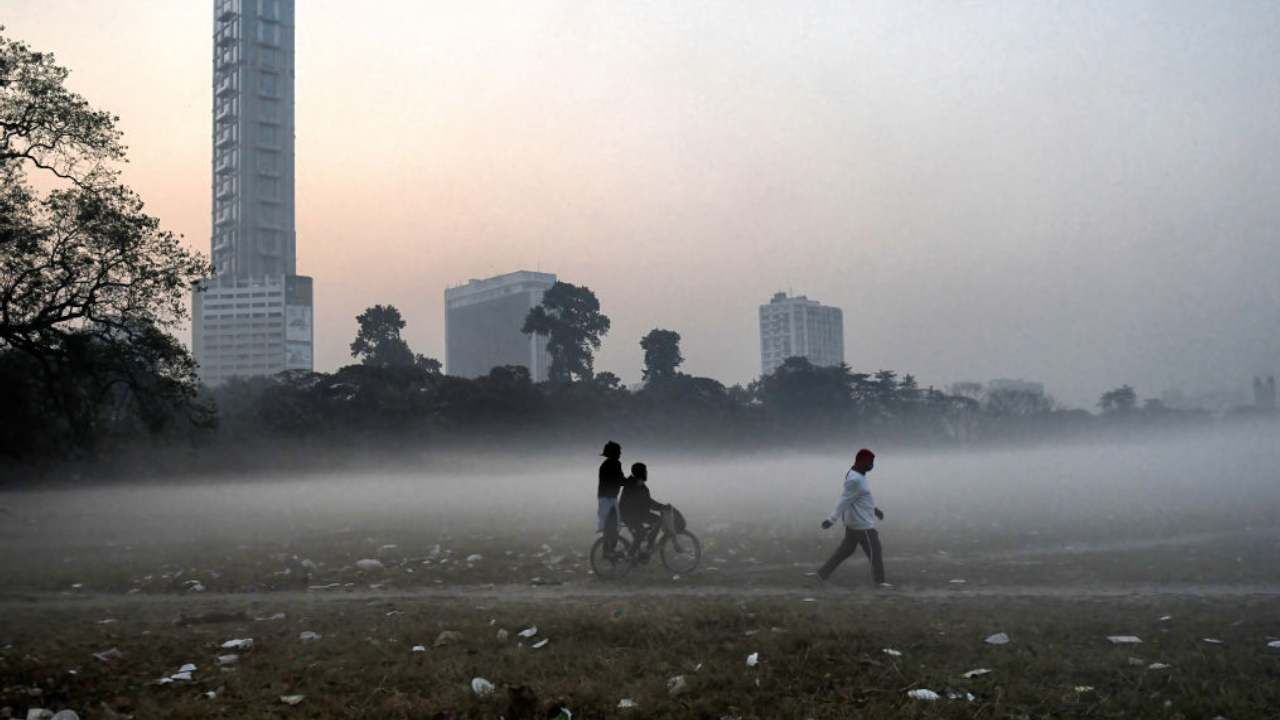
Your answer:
[855,448,875,464]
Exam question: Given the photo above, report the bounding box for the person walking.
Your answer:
[597,441,626,558]
[817,448,891,587]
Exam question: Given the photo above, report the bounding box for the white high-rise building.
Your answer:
[758,292,844,376]
[445,271,557,381]
[192,0,313,386]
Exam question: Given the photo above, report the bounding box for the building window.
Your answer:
[259,123,278,146]
[259,176,279,199]
[259,72,278,97]
[257,22,280,46]
[260,0,280,20]
[257,151,278,174]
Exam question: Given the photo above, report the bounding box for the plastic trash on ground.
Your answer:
[221,638,254,650]
[25,710,54,720]
[299,631,322,642]
[93,648,123,663]
[1074,686,1094,693]
[517,626,538,638]
[471,677,495,697]
[280,694,304,706]
[984,633,1010,645]
[907,689,940,701]
[531,638,549,649]
[1203,638,1223,644]
[1268,640,1280,650]
[746,652,760,667]
[667,675,688,697]
[216,654,239,666]
[617,698,638,709]
[882,648,903,657]
[1148,662,1171,669]
[496,629,510,642]
[466,554,483,563]
[355,558,383,571]
[434,630,463,646]
[412,645,426,653]
[962,668,991,678]
[944,689,976,701]
[1107,635,1142,644]
[178,663,196,674]
[949,578,966,584]
[51,712,80,720]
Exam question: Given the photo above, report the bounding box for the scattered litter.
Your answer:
[308,583,342,591]
[801,597,817,603]
[667,675,688,697]
[299,631,322,642]
[1127,657,1146,666]
[882,648,903,657]
[672,574,681,581]
[1158,615,1173,622]
[178,663,196,673]
[617,698,638,709]
[949,578,967,584]
[531,638,549,649]
[496,629,510,642]
[411,645,426,653]
[25,711,53,720]
[187,582,206,593]
[517,626,538,638]
[280,694,304,706]
[466,554,483,563]
[93,648,124,663]
[216,654,238,666]
[256,612,287,622]
[51,712,80,720]
[1203,638,1223,644]
[221,638,254,650]
[355,558,383,571]
[984,633,1010,645]
[944,689,976,701]
[907,689,940,701]
[169,672,192,682]
[471,677,495,697]
[746,652,760,667]
[1148,662,1171,670]
[1268,640,1280,650]
[1107,635,1142,645]
[205,690,217,699]
[1074,686,1094,693]
[434,630,464,647]
[96,618,117,625]
[962,668,991,678]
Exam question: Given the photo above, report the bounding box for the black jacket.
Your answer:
[620,478,665,524]
[598,458,625,499]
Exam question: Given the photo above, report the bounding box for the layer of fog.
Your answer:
[4,426,1278,558]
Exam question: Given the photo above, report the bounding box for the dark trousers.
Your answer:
[818,527,885,583]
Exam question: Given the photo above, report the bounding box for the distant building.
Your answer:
[445,271,557,381]
[192,0,313,386]
[758,292,844,376]
[1254,376,1276,411]
[987,378,1046,396]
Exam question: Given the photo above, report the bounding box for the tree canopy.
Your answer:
[522,282,610,383]
[640,328,683,382]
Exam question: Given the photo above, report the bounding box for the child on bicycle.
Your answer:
[620,462,670,559]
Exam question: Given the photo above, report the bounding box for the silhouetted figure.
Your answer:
[620,462,669,559]
[597,441,625,555]
[817,448,890,587]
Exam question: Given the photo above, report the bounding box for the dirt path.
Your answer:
[5,580,1280,614]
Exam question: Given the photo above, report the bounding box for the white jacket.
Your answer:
[828,468,876,530]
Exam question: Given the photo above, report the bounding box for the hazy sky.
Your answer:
[7,1,1279,406]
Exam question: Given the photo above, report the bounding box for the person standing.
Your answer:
[597,441,626,557]
[817,448,890,587]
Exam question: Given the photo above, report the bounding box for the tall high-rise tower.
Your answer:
[193,0,314,386]
[758,292,844,376]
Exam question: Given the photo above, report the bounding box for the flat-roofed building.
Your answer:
[445,271,557,381]
[759,291,844,376]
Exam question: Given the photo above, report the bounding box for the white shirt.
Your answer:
[828,468,876,530]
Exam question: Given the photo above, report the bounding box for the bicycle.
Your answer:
[589,506,701,580]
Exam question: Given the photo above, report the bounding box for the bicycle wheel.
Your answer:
[659,530,701,575]
[590,535,633,580]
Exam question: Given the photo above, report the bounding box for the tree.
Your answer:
[0,31,211,457]
[1098,385,1138,415]
[349,304,440,371]
[640,328,683,382]
[522,282,610,383]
